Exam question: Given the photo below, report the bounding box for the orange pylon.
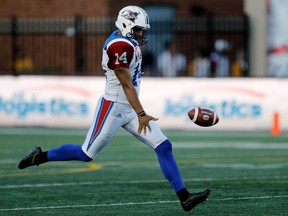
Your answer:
[271,112,281,136]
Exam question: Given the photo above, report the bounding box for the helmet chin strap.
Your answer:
[126,30,148,46]
[137,37,148,46]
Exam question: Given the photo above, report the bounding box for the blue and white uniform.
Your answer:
[27,5,194,200]
[81,30,167,159]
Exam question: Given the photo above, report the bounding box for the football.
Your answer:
[188,107,219,127]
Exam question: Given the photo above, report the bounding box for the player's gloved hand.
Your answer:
[137,113,158,134]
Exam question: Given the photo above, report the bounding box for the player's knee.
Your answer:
[80,150,93,162]
[75,145,92,162]
[155,139,172,154]
[82,155,93,162]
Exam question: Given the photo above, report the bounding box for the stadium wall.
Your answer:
[0,76,287,131]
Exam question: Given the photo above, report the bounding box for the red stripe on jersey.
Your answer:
[107,41,134,70]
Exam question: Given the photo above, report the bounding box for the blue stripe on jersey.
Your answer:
[103,30,137,50]
[86,97,114,151]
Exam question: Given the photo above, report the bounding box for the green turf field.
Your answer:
[0,128,287,216]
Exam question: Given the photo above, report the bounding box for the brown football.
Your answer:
[188,107,219,127]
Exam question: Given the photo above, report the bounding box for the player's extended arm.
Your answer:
[114,67,158,134]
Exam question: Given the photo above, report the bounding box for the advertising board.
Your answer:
[0,76,287,131]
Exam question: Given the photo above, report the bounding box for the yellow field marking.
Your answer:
[0,163,102,177]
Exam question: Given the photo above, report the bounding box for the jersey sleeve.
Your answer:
[106,41,134,70]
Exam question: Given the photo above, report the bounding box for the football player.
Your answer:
[18,5,210,211]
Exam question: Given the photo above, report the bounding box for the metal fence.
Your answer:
[0,15,249,77]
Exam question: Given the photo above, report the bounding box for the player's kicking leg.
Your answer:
[154,139,211,211]
[124,118,211,212]
[180,189,211,211]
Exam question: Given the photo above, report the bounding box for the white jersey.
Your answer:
[102,30,142,104]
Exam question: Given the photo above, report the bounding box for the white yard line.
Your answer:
[1,175,287,189]
[1,195,287,212]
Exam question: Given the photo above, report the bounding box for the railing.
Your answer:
[0,15,249,76]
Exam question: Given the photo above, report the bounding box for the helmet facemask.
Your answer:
[126,26,148,46]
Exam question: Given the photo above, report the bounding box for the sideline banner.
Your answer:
[0,76,287,131]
